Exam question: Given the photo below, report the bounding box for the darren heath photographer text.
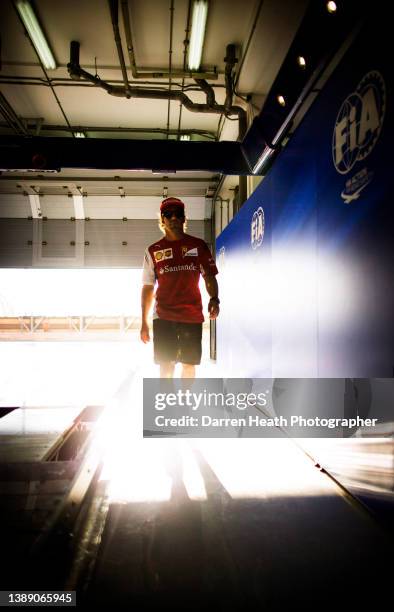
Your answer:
[153,391,378,430]
[154,415,378,429]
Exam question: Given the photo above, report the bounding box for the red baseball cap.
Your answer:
[160,197,185,213]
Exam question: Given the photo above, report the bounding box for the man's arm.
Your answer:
[204,274,220,319]
[140,284,154,343]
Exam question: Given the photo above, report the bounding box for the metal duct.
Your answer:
[67,42,247,141]
[108,0,131,97]
[224,44,237,113]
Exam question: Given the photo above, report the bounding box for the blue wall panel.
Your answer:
[217,22,393,377]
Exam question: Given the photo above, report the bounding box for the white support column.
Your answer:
[28,194,42,218]
[72,195,85,219]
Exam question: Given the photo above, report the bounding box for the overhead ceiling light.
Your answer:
[180,134,191,141]
[15,1,56,70]
[277,95,286,107]
[326,1,337,13]
[74,132,86,138]
[188,1,209,71]
[297,56,306,68]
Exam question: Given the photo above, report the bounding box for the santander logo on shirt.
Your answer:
[159,263,198,274]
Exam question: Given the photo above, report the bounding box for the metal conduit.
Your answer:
[194,78,216,108]
[68,41,247,141]
[108,0,131,96]
[224,44,237,113]
[166,0,175,138]
[177,0,192,138]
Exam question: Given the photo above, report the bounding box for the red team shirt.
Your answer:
[142,234,218,323]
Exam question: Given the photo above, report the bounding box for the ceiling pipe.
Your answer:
[0,76,227,91]
[108,0,131,97]
[195,44,247,212]
[68,41,247,141]
[120,0,138,79]
[120,0,218,80]
[166,0,175,138]
[176,0,192,138]
[224,44,237,113]
[194,78,215,108]
[194,44,244,131]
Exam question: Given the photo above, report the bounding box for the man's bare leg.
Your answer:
[181,363,196,379]
[160,361,176,378]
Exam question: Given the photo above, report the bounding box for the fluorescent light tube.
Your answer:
[15,1,56,70]
[252,145,275,175]
[188,1,208,71]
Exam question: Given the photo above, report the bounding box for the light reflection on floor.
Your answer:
[96,370,338,504]
[99,435,339,504]
[3,334,391,504]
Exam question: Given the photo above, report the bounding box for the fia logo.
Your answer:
[332,71,386,175]
[251,207,264,250]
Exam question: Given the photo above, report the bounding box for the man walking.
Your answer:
[140,197,219,378]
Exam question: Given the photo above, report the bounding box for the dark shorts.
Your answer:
[153,319,203,365]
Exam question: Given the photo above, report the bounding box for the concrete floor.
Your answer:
[81,438,392,610]
[1,335,392,609]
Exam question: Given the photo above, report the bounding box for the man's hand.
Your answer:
[140,321,151,343]
[208,298,220,320]
[204,275,219,320]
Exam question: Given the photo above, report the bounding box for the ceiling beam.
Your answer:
[0,176,217,183]
[0,121,216,140]
[0,136,249,174]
